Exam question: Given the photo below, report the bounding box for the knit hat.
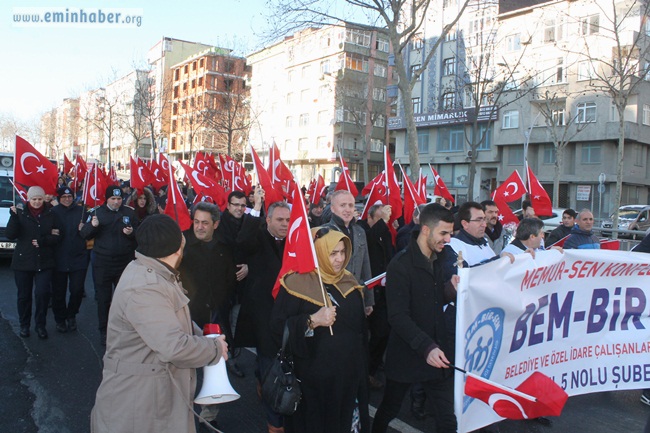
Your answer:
[136,214,183,258]
[27,186,45,200]
[57,186,73,198]
[106,185,123,200]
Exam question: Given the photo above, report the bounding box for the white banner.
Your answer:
[454,249,650,433]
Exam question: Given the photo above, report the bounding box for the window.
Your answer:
[544,19,563,43]
[320,60,330,75]
[199,59,204,68]
[299,113,310,127]
[288,70,295,82]
[540,58,566,85]
[301,65,311,79]
[552,108,566,126]
[635,144,644,166]
[438,126,464,151]
[285,116,293,128]
[581,143,601,163]
[644,104,650,125]
[317,136,328,149]
[372,88,386,101]
[345,28,372,47]
[609,101,618,122]
[284,140,292,151]
[417,131,429,153]
[298,138,309,150]
[412,97,422,114]
[319,85,329,98]
[301,89,310,103]
[474,125,492,150]
[373,115,385,127]
[578,61,597,81]
[370,139,384,152]
[509,147,524,165]
[581,15,600,36]
[502,110,519,129]
[543,145,556,164]
[286,92,294,105]
[374,63,387,77]
[445,28,457,42]
[376,38,389,52]
[442,92,456,110]
[412,33,424,50]
[576,102,597,123]
[506,34,521,51]
[342,53,369,72]
[443,58,456,75]
[410,64,421,80]
[318,110,329,125]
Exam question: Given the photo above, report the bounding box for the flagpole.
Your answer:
[168,154,180,226]
[360,181,376,219]
[12,136,16,204]
[383,146,389,204]
[339,152,351,192]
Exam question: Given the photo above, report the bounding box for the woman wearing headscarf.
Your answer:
[125,187,157,223]
[271,228,369,433]
[6,186,61,339]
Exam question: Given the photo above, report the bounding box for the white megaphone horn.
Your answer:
[194,325,240,405]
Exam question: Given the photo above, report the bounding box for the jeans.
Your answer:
[372,376,456,433]
[15,270,53,329]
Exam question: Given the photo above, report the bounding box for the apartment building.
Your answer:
[390,0,650,215]
[168,47,249,160]
[39,97,79,160]
[248,22,391,186]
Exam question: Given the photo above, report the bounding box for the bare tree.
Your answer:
[135,71,173,161]
[202,72,253,158]
[455,0,537,199]
[265,0,471,181]
[567,0,650,237]
[531,88,590,207]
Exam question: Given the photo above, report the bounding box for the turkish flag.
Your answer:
[73,155,88,191]
[416,172,428,201]
[362,171,384,196]
[250,145,284,211]
[400,164,425,225]
[360,172,387,220]
[15,136,58,195]
[193,152,208,175]
[149,159,168,192]
[180,161,228,211]
[267,142,293,197]
[163,157,191,231]
[272,182,318,298]
[335,153,359,197]
[233,159,252,195]
[82,164,106,207]
[493,170,527,203]
[364,272,386,289]
[158,153,173,179]
[527,167,553,217]
[130,156,154,194]
[494,199,520,226]
[428,164,454,204]
[206,153,221,181]
[307,174,326,205]
[109,166,119,186]
[64,154,74,175]
[465,371,568,420]
[219,154,233,191]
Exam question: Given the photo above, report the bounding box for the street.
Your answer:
[0,256,647,433]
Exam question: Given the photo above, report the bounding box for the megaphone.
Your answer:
[194,325,240,405]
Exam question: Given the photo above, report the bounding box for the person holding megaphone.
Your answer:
[90,214,228,433]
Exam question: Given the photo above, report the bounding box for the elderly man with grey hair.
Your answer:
[502,218,546,255]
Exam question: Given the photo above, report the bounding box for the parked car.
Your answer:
[600,205,650,239]
[513,207,566,234]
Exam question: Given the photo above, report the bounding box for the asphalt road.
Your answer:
[0,256,647,433]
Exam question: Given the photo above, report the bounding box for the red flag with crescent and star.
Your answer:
[492,170,527,225]
[465,371,568,420]
[163,156,191,231]
[526,166,553,217]
[82,164,106,207]
[15,136,58,195]
[267,142,293,197]
[250,145,284,211]
[179,161,228,211]
[63,154,74,175]
[428,163,455,204]
[272,182,318,298]
[335,153,359,197]
[130,156,154,195]
[399,163,426,225]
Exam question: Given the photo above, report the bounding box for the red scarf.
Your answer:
[27,203,44,218]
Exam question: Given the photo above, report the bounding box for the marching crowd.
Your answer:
[6,174,650,433]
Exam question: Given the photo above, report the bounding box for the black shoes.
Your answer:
[19,327,30,338]
[226,359,245,378]
[36,327,48,339]
[67,317,77,331]
[56,322,68,333]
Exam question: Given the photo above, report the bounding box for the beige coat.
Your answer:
[91,252,222,433]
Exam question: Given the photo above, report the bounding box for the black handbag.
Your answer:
[261,323,302,415]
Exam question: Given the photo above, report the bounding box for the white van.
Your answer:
[0,153,17,255]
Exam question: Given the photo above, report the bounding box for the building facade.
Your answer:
[390,0,650,216]
[248,22,392,186]
[168,47,249,161]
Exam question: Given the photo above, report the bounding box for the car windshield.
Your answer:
[615,209,641,219]
[0,176,15,208]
